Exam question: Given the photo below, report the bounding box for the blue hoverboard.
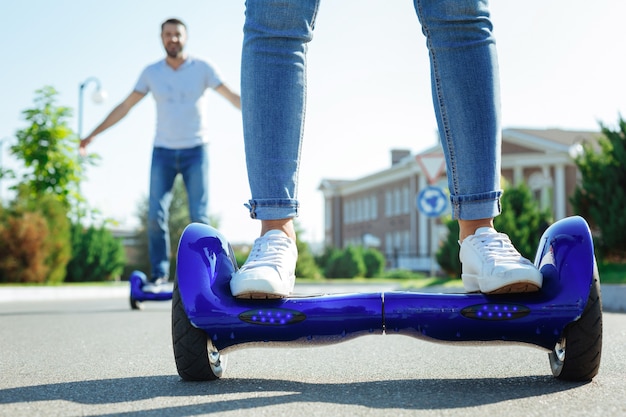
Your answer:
[172,216,602,382]
[129,271,173,310]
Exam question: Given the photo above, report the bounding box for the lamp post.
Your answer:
[78,77,107,138]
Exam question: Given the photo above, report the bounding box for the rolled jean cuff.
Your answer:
[449,190,502,221]
[245,199,299,220]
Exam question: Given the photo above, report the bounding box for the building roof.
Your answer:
[502,128,600,154]
[318,127,601,195]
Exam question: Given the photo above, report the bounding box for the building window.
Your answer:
[394,231,402,253]
[385,191,392,217]
[325,199,332,230]
[403,230,410,254]
[385,232,393,255]
[402,185,410,214]
[370,194,378,220]
[345,200,353,224]
[394,188,401,216]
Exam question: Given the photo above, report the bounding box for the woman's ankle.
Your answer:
[260,219,296,241]
[458,218,495,242]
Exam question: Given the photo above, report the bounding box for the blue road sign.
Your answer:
[417,186,448,218]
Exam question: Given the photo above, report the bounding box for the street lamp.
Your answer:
[78,77,107,138]
[568,141,585,160]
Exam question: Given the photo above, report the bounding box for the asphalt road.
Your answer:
[1,292,625,417]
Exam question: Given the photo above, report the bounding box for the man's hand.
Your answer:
[79,136,93,157]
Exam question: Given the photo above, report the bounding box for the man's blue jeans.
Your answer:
[241,0,502,221]
[148,145,210,279]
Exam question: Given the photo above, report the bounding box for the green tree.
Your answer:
[571,117,626,260]
[10,86,95,215]
[0,87,88,283]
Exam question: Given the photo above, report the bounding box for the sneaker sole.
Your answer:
[234,292,288,300]
[485,282,541,295]
[462,273,542,295]
[230,272,294,300]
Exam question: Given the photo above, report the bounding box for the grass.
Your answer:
[597,262,626,284]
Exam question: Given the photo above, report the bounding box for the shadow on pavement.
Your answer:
[0,374,586,415]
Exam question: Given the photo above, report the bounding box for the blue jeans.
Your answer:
[241,0,502,221]
[148,145,210,279]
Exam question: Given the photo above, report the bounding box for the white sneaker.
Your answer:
[142,277,171,293]
[230,230,298,299]
[460,227,542,294]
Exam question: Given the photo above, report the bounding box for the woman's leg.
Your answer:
[414,0,542,293]
[232,0,321,298]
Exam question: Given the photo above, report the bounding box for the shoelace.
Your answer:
[474,232,525,264]
[241,235,294,270]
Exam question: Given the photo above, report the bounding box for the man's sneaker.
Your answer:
[142,277,170,293]
[460,227,542,294]
[230,230,297,299]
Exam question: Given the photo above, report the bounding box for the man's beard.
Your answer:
[166,45,183,58]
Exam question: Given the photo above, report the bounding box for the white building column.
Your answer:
[554,164,566,220]
[418,174,428,257]
[409,171,418,257]
[513,165,524,186]
[541,165,551,211]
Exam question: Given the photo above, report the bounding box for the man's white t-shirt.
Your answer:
[134,57,224,149]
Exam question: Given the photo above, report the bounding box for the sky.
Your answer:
[1,1,624,244]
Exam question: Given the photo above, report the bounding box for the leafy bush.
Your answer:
[0,211,50,283]
[295,239,322,279]
[325,246,366,278]
[9,187,72,283]
[317,245,385,279]
[361,247,386,278]
[315,246,340,277]
[435,219,461,278]
[294,223,322,279]
[0,189,72,284]
[65,224,126,282]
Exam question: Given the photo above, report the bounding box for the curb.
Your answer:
[0,285,128,302]
[0,283,625,312]
[599,284,626,313]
